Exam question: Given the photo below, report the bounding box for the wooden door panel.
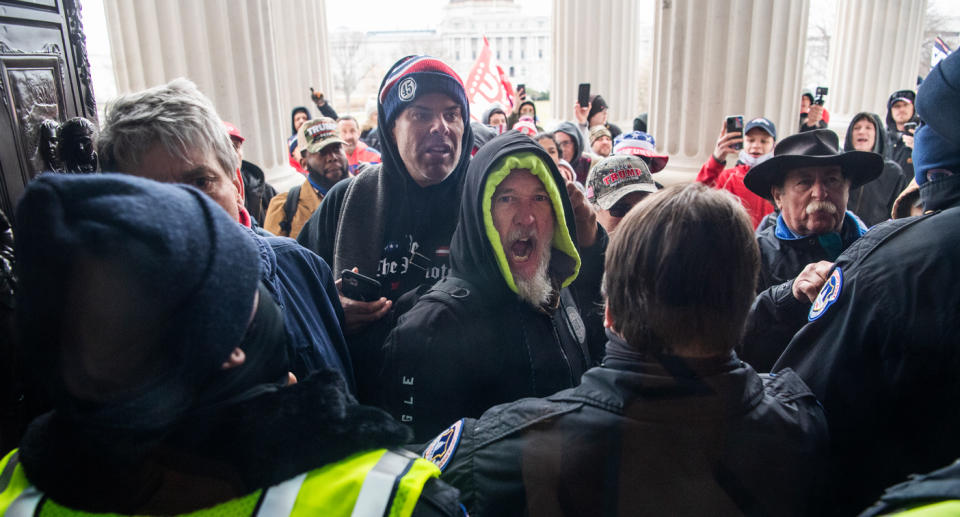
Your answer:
[0,0,90,217]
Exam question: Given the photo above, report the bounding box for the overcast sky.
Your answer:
[326,0,552,32]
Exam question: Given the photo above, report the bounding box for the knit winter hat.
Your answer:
[15,173,261,429]
[587,94,608,122]
[589,125,612,145]
[513,116,538,137]
[917,48,960,148]
[379,55,469,128]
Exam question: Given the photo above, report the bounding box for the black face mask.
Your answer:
[191,282,290,411]
[53,283,289,456]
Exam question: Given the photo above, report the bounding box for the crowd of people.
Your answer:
[0,49,958,516]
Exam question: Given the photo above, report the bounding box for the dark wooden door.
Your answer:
[0,0,96,219]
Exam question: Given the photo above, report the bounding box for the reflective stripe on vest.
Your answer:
[890,500,960,516]
[258,472,307,515]
[351,449,416,517]
[0,448,440,516]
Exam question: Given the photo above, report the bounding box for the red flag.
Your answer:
[464,37,516,121]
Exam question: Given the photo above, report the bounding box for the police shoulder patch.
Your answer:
[422,419,464,472]
[808,267,843,321]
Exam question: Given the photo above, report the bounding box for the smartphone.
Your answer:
[517,84,526,96]
[815,86,829,106]
[340,269,382,302]
[725,115,744,151]
[578,83,591,108]
[904,122,918,134]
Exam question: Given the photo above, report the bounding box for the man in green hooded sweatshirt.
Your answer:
[378,131,603,442]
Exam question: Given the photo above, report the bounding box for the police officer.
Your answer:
[773,50,960,516]
[0,174,462,516]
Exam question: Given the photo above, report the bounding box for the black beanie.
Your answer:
[15,173,261,430]
[588,94,608,123]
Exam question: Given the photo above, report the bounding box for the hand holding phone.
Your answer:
[340,269,382,302]
[725,115,744,151]
[577,83,591,108]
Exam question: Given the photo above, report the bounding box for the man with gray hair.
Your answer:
[97,78,354,391]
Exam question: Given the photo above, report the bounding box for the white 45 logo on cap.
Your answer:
[399,77,417,102]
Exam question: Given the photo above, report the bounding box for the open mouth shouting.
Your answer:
[423,142,453,162]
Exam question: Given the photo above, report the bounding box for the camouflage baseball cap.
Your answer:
[297,117,345,155]
[585,155,657,210]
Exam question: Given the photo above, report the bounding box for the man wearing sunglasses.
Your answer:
[585,155,659,234]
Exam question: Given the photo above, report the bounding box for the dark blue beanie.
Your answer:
[913,124,960,185]
[915,50,960,185]
[917,50,960,148]
[379,55,469,128]
[15,173,261,429]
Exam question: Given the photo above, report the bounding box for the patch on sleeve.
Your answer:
[808,267,843,321]
[422,419,464,472]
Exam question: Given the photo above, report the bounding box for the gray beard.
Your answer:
[514,243,553,307]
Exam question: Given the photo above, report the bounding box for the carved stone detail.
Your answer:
[63,0,97,123]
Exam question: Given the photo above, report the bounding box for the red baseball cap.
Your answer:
[224,121,244,143]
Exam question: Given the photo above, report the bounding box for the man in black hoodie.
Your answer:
[885,89,919,181]
[297,56,474,401]
[378,131,601,442]
[418,183,827,516]
[553,121,592,183]
[843,112,906,226]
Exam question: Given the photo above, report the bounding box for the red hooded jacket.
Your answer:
[696,155,774,229]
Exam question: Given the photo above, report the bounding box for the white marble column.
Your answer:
[827,0,926,130]
[103,0,333,180]
[552,0,640,128]
[648,0,810,183]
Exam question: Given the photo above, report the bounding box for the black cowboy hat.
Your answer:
[744,129,883,201]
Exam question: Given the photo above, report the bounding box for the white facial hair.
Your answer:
[514,239,553,307]
[806,200,838,215]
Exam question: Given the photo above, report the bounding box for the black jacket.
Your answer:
[884,92,920,182]
[843,112,906,226]
[738,212,866,372]
[296,57,474,404]
[860,458,960,517]
[15,371,461,516]
[423,339,828,517]
[240,160,277,224]
[755,211,866,292]
[740,213,867,372]
[379,132,601,442]
[773,175,960,515]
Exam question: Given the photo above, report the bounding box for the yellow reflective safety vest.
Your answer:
[0,447,440,516]
[889,501,960,516]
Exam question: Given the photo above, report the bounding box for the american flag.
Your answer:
[932,36,952,68]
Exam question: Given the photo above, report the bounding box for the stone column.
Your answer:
[552,0,640,128]
[648,0,810,183]
[103,0,333,182]
[827,0,926,130]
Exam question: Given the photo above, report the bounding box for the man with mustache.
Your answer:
[777,49,960,516]
[377,132,595,442]
[737,129,882,371]
[263,117,350,238]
